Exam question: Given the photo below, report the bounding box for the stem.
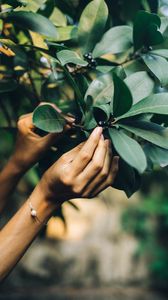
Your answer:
[27,72,40,107]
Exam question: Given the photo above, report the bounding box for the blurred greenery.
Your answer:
[122,169,168,290]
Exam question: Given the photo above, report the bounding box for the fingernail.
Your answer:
[101,134,104,140]
[92,127,102,136]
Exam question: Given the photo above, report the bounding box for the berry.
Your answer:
[84,53,89,59]
[98,121,106,126]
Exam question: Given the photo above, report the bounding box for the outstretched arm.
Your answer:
[0,127,119,282]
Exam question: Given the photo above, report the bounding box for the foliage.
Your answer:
[0,0,168,197]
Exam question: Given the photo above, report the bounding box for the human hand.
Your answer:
[39,127,119,205]
[10,112,74,174]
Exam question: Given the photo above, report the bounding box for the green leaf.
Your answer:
[56,26,78,42]
[37,0,55,17]
[62,66,85,114]
[93,26,133,58]
[144,144,168,167]
[57,50,88,66]
[148,23,164,45]
[0,80,18,93]
[49,7,67,27]
[93,104,111,122]
[33,104,66,133]
[95,58,116,73]
[117,93,168,120]
[142,54,168,86]
[16,0,46,12]
[109,128,147,173]
[133,11,163,51]
[113,73,133,117]
[2,0,27,8]
[150,49,168,58]
[119,121,168,149]
[85,72,114,104]
[6,11,58,38]
[124,71,154,104]
[78,0,108,54]
[75,75,89,99]
[113,159,141,197]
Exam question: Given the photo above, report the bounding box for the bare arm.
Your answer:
[0,183,55,281]
[0,127,119,282]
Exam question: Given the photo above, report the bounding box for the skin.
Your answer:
[0,114,119,282]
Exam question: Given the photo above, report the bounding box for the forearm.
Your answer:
[0,183,56,282]
[0,157,26,213]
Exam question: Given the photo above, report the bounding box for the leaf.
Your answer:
[49,7,67,27]
[0,80,18,93]
[142,54,168,86]
[133,11,163,51]
[37,0,55,17]
[93,26,133,58]
[109,128,147,173]
[119,121,168,149]
[93,104,111,122]
[117,93,168,120]
[85,72,114,104]
[124,71,154,104]
[56,26,78,42]
[78,0,108,54]
[113,159,141,197]
[96,58,116,73]
[3,0,27,8]
[144,144,168,167]
[62,66,85,114]
[33,103,66,133]
[16,0,46,12]
[75,75,89,99]
[113,73,133,117]
[148,23,164,45]
[57,50,88,66]
[147,0,159,13]
[6,11,58,38]
[150,49,168,58]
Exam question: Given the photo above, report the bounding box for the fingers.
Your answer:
[18,110,75,146]
[77,136,108,189]
[17,113,35,133]
[71,127,102,174]
[82,140,112,197]
[61,142,85,162]
[90,156,119,197]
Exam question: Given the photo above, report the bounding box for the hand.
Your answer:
[39,127,119,204]
[10,113,74,174]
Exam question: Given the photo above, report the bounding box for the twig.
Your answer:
[27,72,40,107]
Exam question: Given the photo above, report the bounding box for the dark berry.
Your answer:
[87,54,92,60]
[84,53,89,59]
[98,121,106,126]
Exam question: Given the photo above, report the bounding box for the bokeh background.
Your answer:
[1,0,168,299]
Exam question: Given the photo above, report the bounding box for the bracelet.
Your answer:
[28,201,48,226]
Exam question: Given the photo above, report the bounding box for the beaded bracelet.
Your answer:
[28,201,48,226]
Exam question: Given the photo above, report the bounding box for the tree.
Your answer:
[0,0,168,197]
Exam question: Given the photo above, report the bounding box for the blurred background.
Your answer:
[0,0,168,299]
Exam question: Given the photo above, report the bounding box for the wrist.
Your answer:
[9,150,35,175]
[30,182,57,220]
[6,155,27,178]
